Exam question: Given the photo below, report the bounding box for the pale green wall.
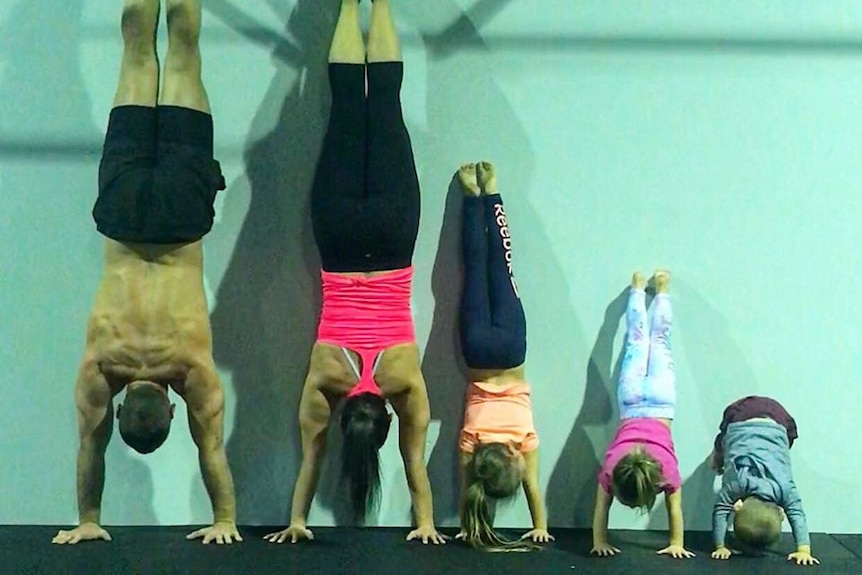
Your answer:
[1,0,859,533]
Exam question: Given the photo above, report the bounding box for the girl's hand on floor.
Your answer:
[590,542,621,557]
[521,528,554,543]
[657,544,695,559]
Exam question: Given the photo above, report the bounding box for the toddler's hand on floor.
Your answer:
[711,546,734,560]
[521,528,554,543]
[590,542,620,557]
[788,551,820,566]
[657,544,695,559]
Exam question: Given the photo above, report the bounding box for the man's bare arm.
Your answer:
[76,363,113,523]
[53,362,114,544]
[185,363,240,543]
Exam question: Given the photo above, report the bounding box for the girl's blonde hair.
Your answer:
[611,449,664,512]
[461,443,538,552]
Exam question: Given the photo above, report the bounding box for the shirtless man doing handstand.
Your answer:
[52,0,239,545]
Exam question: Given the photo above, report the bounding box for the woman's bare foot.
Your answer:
[631,272,647,290]
[477,161,497,195]
[652,270,671,294]
[457,163,481,197]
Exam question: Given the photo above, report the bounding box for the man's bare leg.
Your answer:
[160,0,208,112]
[151,1,240,544]
[330,0,364,64]
[114,0,160,107]
[367,0,400,63]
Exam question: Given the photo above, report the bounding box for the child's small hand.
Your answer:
[788,551,820,566]
[590,542,621,557]
[520,528,554,543]
[657,544,695,559]
[711,546,735,560]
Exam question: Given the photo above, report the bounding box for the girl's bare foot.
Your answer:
[631,272,647,290]
[477,161,497,195]
[457,163,481,197]
[652,270,671,293]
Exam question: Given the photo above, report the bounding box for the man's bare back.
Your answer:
[87,239,213,394]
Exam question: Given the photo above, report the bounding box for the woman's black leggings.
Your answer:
[459,194,527,369]
[311,62,421,273]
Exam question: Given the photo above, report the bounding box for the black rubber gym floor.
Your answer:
[3,526,858,575]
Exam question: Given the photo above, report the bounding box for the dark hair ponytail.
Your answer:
[461,443,537,552]
[340,392,391,519]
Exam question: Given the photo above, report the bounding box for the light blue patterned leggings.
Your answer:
[618,288,675,420]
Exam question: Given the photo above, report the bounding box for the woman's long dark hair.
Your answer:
[340,392,391,519]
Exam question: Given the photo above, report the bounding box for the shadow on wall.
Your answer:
[648,455,715,540]
[206,0,342,525]
[645,280,760,532]
[675,280,761,436]
[547,289,628,528]
[0,0,157,524]
[421,179,470,524]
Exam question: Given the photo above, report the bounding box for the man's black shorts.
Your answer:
[93,105,226,244]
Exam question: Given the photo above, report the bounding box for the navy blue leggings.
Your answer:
[459,194,526,369]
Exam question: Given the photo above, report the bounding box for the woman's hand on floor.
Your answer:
[263,524,314,544]
[406,525,449,545]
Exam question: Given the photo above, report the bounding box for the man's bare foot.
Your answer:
[652,270,671,294]
[631,272,647,290]
[458,163,481,197]
[477,161,497,195]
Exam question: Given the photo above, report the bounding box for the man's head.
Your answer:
[117,381,175,454]
[733,497,784,551]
